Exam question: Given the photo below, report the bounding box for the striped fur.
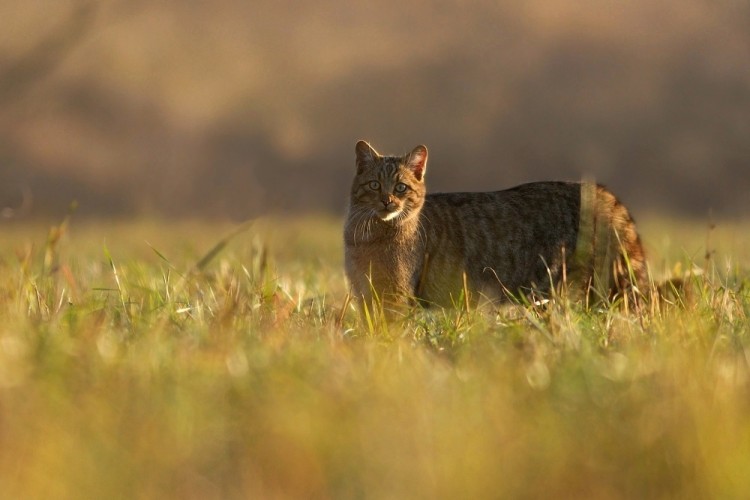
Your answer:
[344,141,647,311]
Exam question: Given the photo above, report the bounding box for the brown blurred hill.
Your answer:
[1,0,749,219]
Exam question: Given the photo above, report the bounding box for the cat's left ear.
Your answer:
[406,145,428,181]
[355,140,380,174]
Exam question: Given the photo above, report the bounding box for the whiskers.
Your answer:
[415,210,430,245]
[346,206,377,245]
[346,201,424,246]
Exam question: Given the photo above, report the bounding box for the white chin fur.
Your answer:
[381,210,402,221]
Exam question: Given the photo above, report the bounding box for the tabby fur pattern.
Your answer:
[344,141,647,311]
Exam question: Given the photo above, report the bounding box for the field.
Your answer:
[1,214,749,498]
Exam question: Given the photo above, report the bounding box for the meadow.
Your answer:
[0,214,749,498]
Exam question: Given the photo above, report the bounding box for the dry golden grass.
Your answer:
[0,214,748,498]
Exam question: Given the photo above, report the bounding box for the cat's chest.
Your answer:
[346,236,420,268]
[345,235,424,298]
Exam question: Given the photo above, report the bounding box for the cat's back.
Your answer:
[421,181,581,242]
[417,182,582,300]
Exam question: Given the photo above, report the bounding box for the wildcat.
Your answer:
[344,141,647,312]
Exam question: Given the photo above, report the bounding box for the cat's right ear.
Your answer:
[406,145,428,181]
[355,140,379,174]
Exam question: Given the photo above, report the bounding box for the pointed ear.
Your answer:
[406,145,428,181]
[355,140,379,173]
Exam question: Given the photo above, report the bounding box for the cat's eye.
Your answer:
[368,181,380,190]
[394,182,408,193]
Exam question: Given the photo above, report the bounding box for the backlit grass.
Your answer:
[0,215,748,498]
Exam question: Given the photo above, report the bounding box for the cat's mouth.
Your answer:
[377,208,402,221]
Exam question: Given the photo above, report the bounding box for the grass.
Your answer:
[0,214,749,499]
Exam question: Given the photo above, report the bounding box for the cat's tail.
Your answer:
[576,182,648,303]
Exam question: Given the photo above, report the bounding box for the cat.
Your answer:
[344,140,647,313]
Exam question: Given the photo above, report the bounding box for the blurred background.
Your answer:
[1,0,749,220]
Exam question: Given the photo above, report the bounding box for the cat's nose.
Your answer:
[381,196,393,207]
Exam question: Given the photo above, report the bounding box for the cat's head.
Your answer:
[349,141,428,222]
